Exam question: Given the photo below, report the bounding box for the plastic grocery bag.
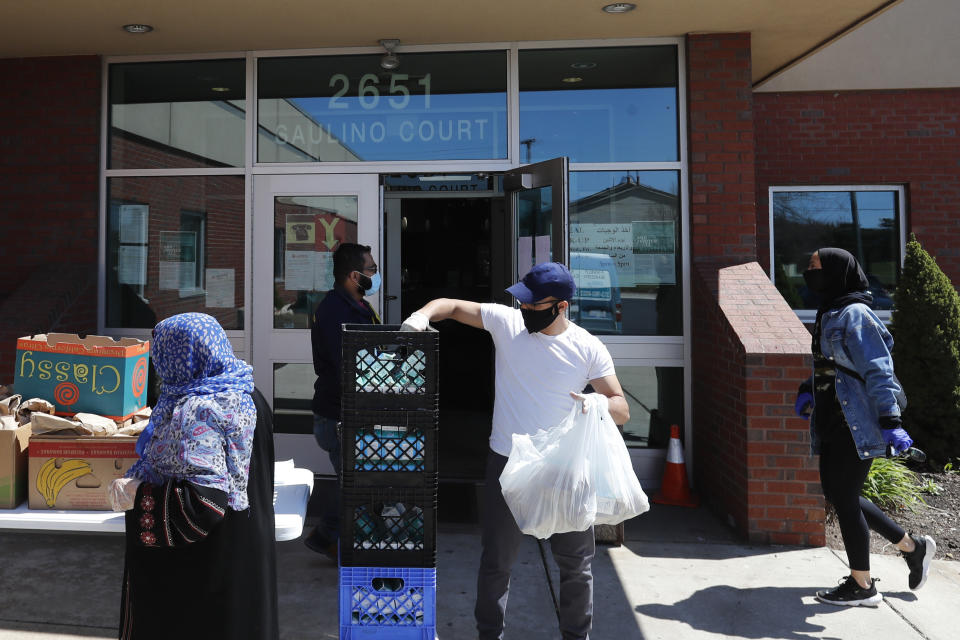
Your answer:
[499,398,650,539]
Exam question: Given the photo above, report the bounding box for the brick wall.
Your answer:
[687,33,757,264]
[755,89,960,283]
[0,56,101,383]
[692,262,819,544]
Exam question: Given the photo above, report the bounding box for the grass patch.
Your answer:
[862,458,927,511]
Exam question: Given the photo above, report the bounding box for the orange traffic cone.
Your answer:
[651,424,699,507]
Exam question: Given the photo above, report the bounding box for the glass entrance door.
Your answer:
[505,157,569,277]
[252,173,380,474]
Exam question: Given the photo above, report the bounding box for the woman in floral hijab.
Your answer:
[109,313,278,640]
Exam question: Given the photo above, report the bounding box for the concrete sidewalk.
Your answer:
[1,504,957,639]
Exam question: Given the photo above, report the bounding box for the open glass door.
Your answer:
[505,157,569,280]
[251,173,380,475]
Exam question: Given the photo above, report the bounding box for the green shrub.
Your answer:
[862,458,926,511]
[890,235,960,463]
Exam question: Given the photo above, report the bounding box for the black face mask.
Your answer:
[354,271,372,295]
[521,302,561,334]
[803,268,825,293]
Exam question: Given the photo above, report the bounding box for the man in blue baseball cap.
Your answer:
[401,261,629,640]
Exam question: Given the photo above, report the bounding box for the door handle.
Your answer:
[384,295,398,301]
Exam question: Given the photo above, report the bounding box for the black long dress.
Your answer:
[118,389,279,640]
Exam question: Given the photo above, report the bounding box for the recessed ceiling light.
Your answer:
[602,2,635,13]
[211,87,231,92]
[123,24,154,34]
[570,62,597,70]
[562,76,583,83]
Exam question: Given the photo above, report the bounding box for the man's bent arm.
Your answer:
[413,298,485,329]
[589,374,630,426]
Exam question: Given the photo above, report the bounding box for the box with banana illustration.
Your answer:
[28,435,138,510]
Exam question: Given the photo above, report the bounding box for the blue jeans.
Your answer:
[312,414,341,543]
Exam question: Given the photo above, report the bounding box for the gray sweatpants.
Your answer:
[475,450,595,640]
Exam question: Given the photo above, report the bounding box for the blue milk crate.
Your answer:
[339,566,437,640]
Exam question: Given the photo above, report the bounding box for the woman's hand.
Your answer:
[795,392,813,419]
[880,416,913,455]
[107,478,141,511]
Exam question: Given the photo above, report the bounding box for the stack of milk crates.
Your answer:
[338,324,440,640]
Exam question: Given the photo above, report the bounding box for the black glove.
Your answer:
[878,415,902,430]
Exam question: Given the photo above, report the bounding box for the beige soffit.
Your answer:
[756,0,960,91]
[0,0,896,83]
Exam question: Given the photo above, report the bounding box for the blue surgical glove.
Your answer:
[794,391,813,419]
[880,416,913,455]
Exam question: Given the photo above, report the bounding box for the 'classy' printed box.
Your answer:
[15,333,150,421]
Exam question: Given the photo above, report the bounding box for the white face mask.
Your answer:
[365,271,382,296]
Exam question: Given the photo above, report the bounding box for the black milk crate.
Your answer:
[341,324,439,412]
[341,409,439,487]
[340,483,438,568]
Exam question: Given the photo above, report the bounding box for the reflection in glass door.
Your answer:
[252,174,379,475]
[505,157,569,279]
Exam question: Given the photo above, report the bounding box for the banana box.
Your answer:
[28,435,138,510]
[0,424,31,508]
[15,333,150,421]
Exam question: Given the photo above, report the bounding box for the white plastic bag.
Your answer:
[499,398,650,539]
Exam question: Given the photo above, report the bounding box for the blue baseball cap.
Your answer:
[506,262,577,304]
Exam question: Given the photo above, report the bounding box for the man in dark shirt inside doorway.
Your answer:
[304,242,381,558]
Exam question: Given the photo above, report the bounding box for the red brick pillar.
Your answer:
[686,35,823,545]
[687,32,756,263]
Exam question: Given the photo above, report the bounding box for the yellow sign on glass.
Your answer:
[286,221,316,244]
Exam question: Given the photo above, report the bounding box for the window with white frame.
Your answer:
[770,186,905,316]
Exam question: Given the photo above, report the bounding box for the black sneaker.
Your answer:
[816,575,882,607]
[903,534,936,590]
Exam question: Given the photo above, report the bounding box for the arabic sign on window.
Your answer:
[570,221,676,286]
[570,223,634,286]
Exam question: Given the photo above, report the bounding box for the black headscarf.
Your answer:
[811,247,873,353]
[815,247,873,312]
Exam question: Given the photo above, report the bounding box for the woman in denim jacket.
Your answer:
[796,248,936,606]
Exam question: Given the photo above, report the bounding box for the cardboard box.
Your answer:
[15,333,150,421]
[0,424,31,508]
[28,435,139,510]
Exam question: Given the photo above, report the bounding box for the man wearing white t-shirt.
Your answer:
[401,262,629,640]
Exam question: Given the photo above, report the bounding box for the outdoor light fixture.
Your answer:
[379,39,400,70]
[211,87,230,92]
[602,2,635,13]
[562,76,583,83]
[122,24,154,33]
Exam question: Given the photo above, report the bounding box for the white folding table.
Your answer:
[0,465,314,542]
